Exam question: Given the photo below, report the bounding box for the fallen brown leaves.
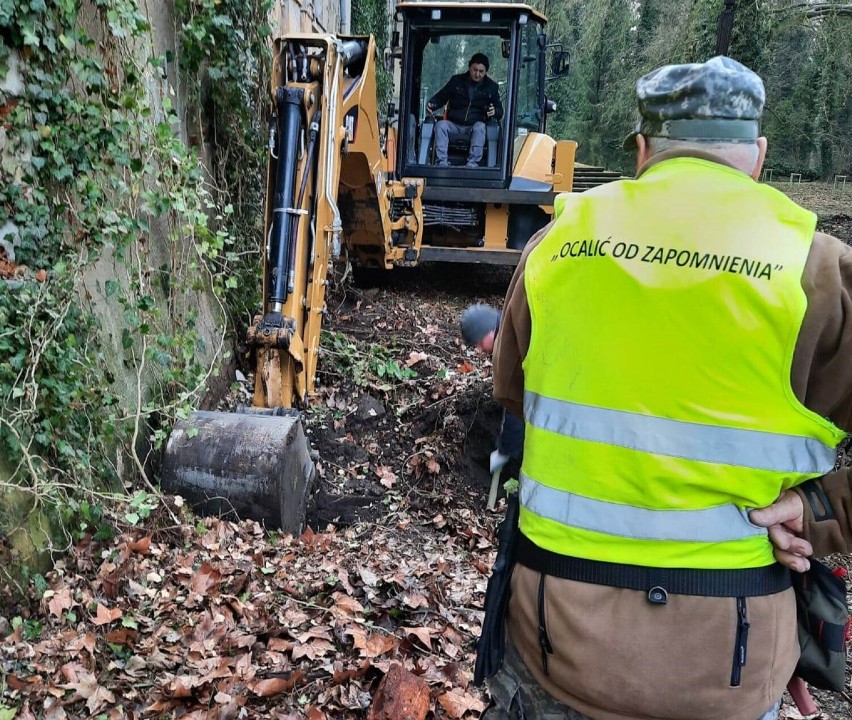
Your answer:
[0,246,46,282]
[1,503,498,718]
[2,271,512,718]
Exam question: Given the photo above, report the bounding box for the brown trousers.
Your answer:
[484,637,782,720]
[489,564,796,720]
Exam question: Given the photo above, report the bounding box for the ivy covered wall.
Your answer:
[0,0,347,599]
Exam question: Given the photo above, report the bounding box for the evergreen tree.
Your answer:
[812,12,852,176]
[538,0,635,170]
[727,0,773,72]
[682,0,721,62]
[518,0,852,177]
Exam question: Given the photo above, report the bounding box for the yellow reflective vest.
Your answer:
[521,157,845,570]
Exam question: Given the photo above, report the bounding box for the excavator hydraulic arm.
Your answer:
[250,34,422,407]
[161,34,422,531]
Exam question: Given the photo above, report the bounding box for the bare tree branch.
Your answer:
[773,2,852,18]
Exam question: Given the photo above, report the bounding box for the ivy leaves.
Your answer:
[0,277,117,486]
[0,0,251,529]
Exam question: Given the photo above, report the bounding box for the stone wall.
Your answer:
[273,0,348,35]
[0,0,348,591]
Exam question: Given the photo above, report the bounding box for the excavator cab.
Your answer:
[385,2,573,264]
[395,3,546,186]
[404,26,510,178]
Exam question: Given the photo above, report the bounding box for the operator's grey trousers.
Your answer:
[483,638,782,720]
[434,119,485,166]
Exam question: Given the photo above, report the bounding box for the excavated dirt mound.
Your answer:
[302,263,512,528]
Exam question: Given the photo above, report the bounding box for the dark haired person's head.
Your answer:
[468,53,490,83]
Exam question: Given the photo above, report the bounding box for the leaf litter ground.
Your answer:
[3,208,852,719]
[1,263,515,719]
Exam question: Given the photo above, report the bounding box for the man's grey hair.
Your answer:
[647,137,761,175]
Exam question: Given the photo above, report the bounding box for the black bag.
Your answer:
[791,559,850,691]
[474,492,520,686]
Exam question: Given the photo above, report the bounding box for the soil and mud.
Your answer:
[301,262,515,528]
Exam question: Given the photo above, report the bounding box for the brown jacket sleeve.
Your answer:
[789,232,852,556]
[798,471,852,556]
[492,221,554,419]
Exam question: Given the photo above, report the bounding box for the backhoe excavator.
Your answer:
[162,2,587,530]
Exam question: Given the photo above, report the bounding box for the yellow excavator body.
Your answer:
[161,3,602,530]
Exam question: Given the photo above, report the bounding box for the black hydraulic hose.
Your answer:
[269,86,305,306]
[287,111,322,293]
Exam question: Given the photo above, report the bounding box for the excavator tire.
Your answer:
[161,409,314,533]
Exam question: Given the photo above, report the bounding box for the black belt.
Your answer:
[516,533,791,601]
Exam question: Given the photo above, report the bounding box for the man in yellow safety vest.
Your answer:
[483,56,852,720]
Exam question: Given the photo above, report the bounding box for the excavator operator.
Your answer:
[426,53,503,168]
[481,56,852,720]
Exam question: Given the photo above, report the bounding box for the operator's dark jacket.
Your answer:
[428,73,503,126]
[492,149,852,720]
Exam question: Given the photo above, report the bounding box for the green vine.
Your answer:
[352,0,392,109]
[0,0,270,594]
[175,0,273,325]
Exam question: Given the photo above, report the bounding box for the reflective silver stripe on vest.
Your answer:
[520,473,767,542]
[524,391,836,474]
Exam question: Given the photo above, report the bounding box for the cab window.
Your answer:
[419,33,507,123]
[514,21,543,135]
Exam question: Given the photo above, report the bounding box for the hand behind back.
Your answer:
[749,490,812,572]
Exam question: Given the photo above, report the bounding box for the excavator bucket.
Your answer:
[161,410,314,532]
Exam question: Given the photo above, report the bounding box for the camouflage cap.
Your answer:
[623,56,765,150]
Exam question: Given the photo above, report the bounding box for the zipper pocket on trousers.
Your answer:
[537,573,554,675]
[730,596,750,687]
